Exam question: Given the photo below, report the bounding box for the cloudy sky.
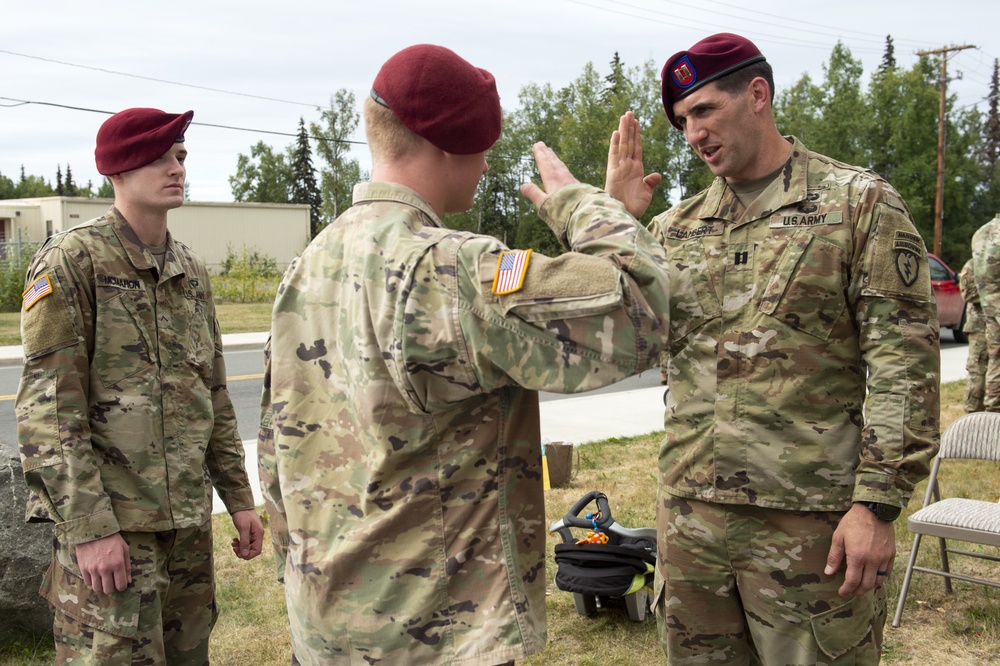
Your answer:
[3,0,996,203]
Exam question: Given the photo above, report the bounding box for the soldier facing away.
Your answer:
[607,33,940,665]
[972,213,1000,411]
[257,44,671,665]
[16,108,263,664]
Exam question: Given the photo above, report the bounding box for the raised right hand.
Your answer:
[605,111,662,218]
[520,142,580,210]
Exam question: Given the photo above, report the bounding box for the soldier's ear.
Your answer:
[748,78,770,112]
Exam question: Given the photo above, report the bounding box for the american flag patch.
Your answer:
[22,274,53,311]
[492,249,532,295]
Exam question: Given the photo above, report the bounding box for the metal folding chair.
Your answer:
[892,411,1000,627]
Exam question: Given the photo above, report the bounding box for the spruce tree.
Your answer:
[879,35,896,72]
[65,164,78,196]
[290,117,323,237]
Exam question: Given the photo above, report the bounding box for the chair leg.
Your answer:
[892,533,924,627]
[938,536,953,595]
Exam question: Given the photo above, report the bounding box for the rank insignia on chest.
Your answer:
[492,249,532,295]
[22,274,53,311]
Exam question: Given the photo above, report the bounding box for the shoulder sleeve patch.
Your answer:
[863,204,932,302]
[22,274,53,311]
[21,268,79,359]
[492,249,532,295]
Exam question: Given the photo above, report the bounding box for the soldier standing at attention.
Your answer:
[959,258,987,412]
[16,108,263,664]
[258,44,671,665]
[972,214,1000,411]
[606,33,940,665]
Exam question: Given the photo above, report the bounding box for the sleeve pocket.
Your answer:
[15,370,62,472]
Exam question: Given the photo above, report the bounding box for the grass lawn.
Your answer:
[3,382,999,664]
[0,302,274,347]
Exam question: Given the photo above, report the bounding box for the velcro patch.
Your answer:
[492,249,532,295]
[863,204,932,302]
[22,274,53,311]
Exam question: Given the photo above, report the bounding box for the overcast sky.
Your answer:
[3,0,997,203]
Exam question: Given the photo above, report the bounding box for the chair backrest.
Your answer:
[938,412,1000,461]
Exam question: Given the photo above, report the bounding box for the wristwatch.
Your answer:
[861,501,901,522]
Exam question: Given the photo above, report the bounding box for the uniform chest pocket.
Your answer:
[667,239,722,344]
[94,291,154,387]
[184,296,215,377]
[759,233,847,341]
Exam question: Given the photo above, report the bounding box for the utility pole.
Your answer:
[918,44,975,256]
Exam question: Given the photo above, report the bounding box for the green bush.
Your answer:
[214,245,280,303]
[220,245,278,278]
[0,244,40,312]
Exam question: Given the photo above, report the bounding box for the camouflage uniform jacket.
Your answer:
[649,137,939,512]
[16,207,255,546]
[972,215,1000,320]
[259,181,670,665]
[959,258,985,334]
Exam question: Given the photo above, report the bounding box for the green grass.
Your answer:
[4,382,999,665]
[0,312,19,346]
[0,303,274,347]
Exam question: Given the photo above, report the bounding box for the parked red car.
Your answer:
[927,253,966,343]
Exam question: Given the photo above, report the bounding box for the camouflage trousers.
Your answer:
[965,331,988,413]
[985,315,1000,412]
[42,522,218,665]
[653,494,886,665]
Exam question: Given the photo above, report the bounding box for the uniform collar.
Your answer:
[700,136,810,224]
[106,206,181,279]
[352,182,445,229]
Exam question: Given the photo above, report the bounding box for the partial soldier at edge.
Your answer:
[972,213,1000,412]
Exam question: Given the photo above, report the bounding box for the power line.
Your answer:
[0,97,366,146]
[0,48,322,110]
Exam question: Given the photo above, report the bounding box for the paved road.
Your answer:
[0,334,970,475]
[0,341,666,450]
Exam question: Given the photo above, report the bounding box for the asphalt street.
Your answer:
[0,331,971,512]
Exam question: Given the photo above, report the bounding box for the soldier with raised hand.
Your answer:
[959,258,988,412]
[972,214,1000,411]
[607,33,940,665]
[257,43,671,665]
[16,108,263,664]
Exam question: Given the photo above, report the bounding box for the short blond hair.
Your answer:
[364,96,423,163]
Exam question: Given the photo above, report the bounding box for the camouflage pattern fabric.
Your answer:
[972,215,1000,411]
[44,523,217,665]
[16,206,255,545]
[648,137,939,513]
[654,495,886,665]
[15,206,253,661]
[259,181,670,665]
[648,137,938,662]
[959,259,987,412]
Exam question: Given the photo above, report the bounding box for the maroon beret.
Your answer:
[371,44,501,155]
[661,33,766,129]
[95,108,194,175]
